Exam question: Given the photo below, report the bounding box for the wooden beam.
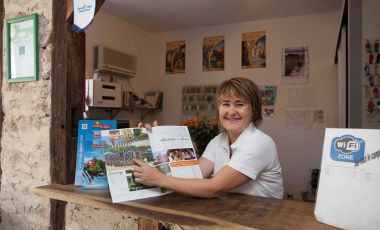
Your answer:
[51,0,86,228]
[66,0,105,23]
[51,0,69,229]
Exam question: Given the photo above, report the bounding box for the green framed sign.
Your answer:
[6,13,38,83]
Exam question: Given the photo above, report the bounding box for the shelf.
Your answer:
[33,184,333,229]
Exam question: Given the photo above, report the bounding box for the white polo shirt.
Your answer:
[202,123,284,199]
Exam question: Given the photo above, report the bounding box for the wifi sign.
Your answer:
[330,135,365,163]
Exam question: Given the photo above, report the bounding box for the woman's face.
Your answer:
[218,93,252,140]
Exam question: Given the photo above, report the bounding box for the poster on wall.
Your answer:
[203,35,225,71]
[362,38,380,128]
[260,86,277,117]
[281,46,309,84]
[166,40,186,74]
[260,86,277,106]
[182,85,217,120]
[242,31,266,68]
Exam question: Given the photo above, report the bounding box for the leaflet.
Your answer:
[101,126,202,203]
[74,120,117,189]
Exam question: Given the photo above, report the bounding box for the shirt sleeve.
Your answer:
[227,137,275,180]
[200,135,219,163]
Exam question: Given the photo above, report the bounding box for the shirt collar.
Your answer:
[230,123,255,150]
[220,132,230,150]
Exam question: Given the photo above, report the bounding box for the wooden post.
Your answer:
[51,0,104,229]
[51,0,84,228]
[51,0,70,229]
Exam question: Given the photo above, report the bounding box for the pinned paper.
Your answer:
[72,0,96,33]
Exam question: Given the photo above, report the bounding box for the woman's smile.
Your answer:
[218,94,252,143]
[223,116,241,122]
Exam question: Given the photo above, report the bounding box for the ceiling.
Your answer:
[102,0,343,33]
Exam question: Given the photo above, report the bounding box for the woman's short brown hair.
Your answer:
[216,77,263,126]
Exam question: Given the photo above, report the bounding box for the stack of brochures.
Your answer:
[74,120,117,190]
[74,120,202,202]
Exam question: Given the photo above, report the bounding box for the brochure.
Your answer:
[101,126,202,203]
[74,120,117,189]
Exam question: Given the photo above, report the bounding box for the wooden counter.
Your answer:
[34,184,335,229]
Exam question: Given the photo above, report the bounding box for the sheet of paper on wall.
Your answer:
[315,128,380,229]
[313,110,326,126]
[287,87,316,107]
[263,108,275,117]
[181,85,217,120]
[284,109,326,129]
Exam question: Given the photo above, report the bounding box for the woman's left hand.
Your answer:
[133,159,165,187]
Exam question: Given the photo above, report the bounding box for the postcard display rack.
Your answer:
[182,85,218,120]
[363,38,380,128]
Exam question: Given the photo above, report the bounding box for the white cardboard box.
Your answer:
[86,79,122,108]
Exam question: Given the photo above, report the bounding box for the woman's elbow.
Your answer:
[206,181,229,197]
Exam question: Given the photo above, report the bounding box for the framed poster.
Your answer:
[6,13,39,83]
[166,40,186,74]
[203,35,224,71]
[281,46,309,84]
[242,31,266,68]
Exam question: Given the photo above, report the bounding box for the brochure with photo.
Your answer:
[101,126,202,203]
[74,120,117,189]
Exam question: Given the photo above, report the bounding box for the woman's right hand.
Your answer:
[137,120,158,132]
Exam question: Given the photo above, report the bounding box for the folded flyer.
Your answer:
[74,120,117,189]
[101,126,202,203]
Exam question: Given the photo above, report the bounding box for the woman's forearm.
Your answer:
[133,159,249,197]
[158,175,223,198]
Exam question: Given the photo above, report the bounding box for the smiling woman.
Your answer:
[216,78,262,143]
[134,77,284,199]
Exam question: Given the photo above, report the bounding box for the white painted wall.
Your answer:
[85,10,156,126]
[86,10,341,199]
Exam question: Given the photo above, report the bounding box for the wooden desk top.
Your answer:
[34,184,335,229]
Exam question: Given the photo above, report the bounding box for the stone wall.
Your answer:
[0,0,52,229]
[65,204,138,230]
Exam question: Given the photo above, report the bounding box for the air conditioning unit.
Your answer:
[94,46,137,77]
